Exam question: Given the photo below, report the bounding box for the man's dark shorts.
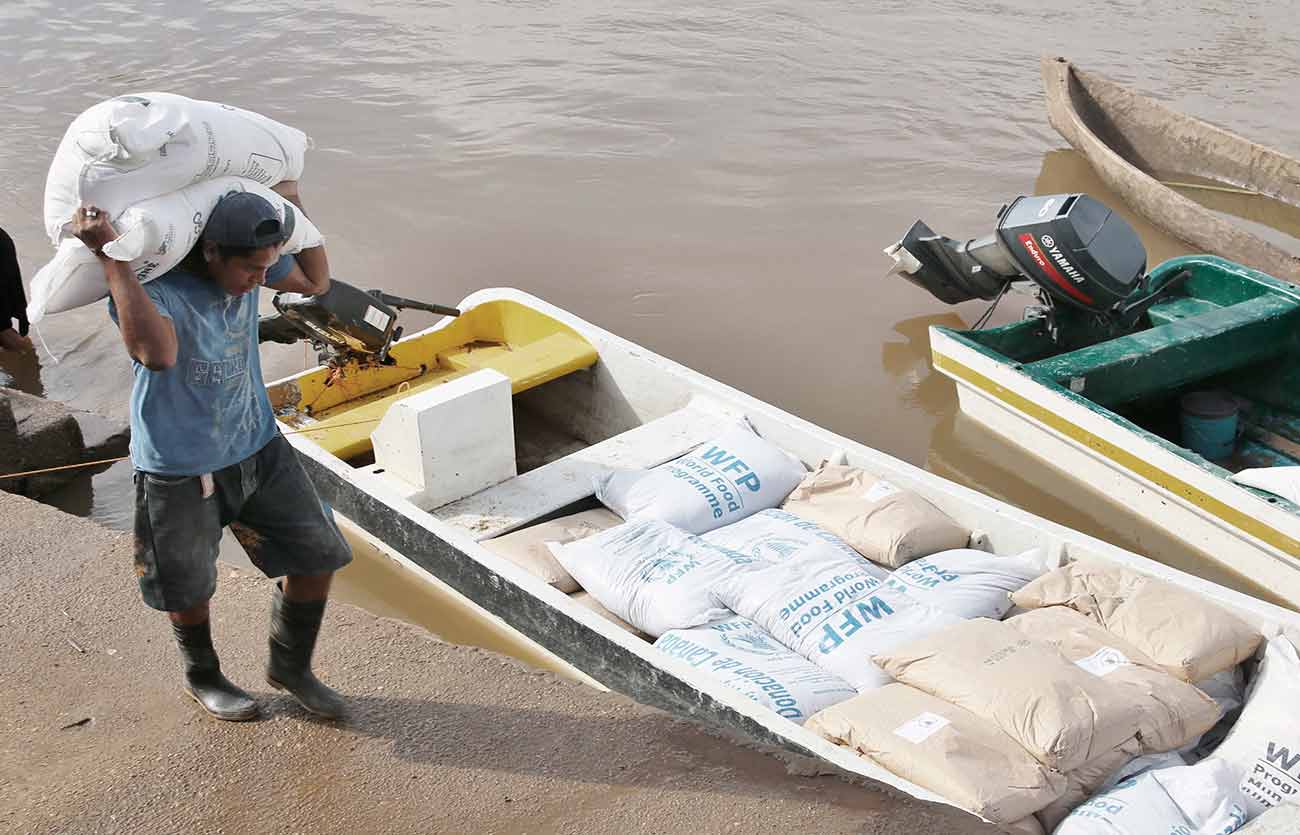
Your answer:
[132,434,352,612]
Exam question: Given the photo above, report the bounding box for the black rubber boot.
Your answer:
[171,620,259,722]
[266,584,345,719]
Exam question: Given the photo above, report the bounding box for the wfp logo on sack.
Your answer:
[718,627,782,657]
[639,556,682,583]
[747,536,803,562]
[696,446,761,492]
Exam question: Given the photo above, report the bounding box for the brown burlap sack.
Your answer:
[780,465,968,568]
[1008,607,1221,754]
[873,618,1142,772]
[1009,560,1262,682]
[481,508,622,593]
[806,683,1067,823]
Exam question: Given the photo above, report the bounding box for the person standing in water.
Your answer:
[69,185,353,722]
[0,226,33,352]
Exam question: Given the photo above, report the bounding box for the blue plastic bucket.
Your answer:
[1180,391,1239,461]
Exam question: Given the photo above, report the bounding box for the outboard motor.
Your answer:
[885,194,1186,334]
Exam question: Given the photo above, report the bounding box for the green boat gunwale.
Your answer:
[932,254,1300,524]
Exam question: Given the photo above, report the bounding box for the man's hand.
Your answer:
[271,180,304,211]
[70,206,119,257]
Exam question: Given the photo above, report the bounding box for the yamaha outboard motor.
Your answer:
[885,194,1186,334]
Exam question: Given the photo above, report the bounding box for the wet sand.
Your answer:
[0,491,996,835]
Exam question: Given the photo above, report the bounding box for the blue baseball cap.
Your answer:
[204,191,296,247]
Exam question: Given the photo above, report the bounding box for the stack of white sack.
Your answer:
[806,683,1069,824]
[1052,758,1249,834]
[29,93,316,322]
[550,518,760,638]
[780,464,969,568]
[481,508,622,592]
[1209,636,1300,819]
[883,547,1058,620]
[702,508,888,580]
[873,618,1144,774]
[1010,560,1262,682]
[595,422,806,535]
[654,616,857,724]
[710,544,963,691]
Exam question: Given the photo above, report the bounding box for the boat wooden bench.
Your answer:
[1024,292,1300,407]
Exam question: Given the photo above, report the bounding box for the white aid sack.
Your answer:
[595,422,805,535]
[551,518,759,638]
[1010,560,1262,682]
[27,178,323,321]
[711,550,963,691]
[874,618,1143,772]
[654,617,857,724]
[1053,758,1249,835]
[780,464,969,568]
[883,547,1056,620]
[43,92,309,243]
[568,591,648,639]
[703,508,889,580]
[1210,636,1300,817]
[806,683,1068,823]
[482,508,622,593]
[1230,467,1300,506]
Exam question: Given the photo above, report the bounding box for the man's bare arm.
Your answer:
[271,181,331,295]
[72,206,178,371]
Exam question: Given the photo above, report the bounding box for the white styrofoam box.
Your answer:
[370,369,515,509]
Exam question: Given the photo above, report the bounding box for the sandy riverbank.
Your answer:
[0,492,994,835]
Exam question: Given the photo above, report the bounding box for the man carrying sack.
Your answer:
[71,186,353,722]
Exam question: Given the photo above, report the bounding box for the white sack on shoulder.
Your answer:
[595,422,805,535]
[1210,636,1300,818]
[44,92,308,243]
[27,178,322,322]
[884,547,1054,620]
[1053,758,1248,835]
[703,508,889,580]
[655,617,857,724]
[711,549,962,691]
[551,518,760,638]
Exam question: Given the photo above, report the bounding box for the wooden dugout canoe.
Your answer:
[1042,56,1300,282]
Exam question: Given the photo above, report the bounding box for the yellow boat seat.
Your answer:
[275,301,598,461]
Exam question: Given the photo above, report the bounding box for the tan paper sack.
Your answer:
[481,508,622,592]
[781,465,969,568]
[1008,607,1221,754]
[1010,560,1262,682]
[807,683,1067,823]
[873,618,1142,772]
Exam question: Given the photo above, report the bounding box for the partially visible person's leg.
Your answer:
[230,435,352,719]
[136,471,258,721]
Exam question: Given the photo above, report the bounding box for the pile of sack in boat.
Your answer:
[482,420,1297,833]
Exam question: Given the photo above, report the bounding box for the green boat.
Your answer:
[886,192,1300,608]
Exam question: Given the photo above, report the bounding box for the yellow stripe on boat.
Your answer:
[274,300,598,460]
[932,350,1300,559]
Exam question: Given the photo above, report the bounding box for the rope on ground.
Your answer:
[0,417,385,481]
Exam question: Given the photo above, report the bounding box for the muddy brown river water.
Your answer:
[2,1,1298,632]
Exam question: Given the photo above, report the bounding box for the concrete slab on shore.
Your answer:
[0,492,996,835]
